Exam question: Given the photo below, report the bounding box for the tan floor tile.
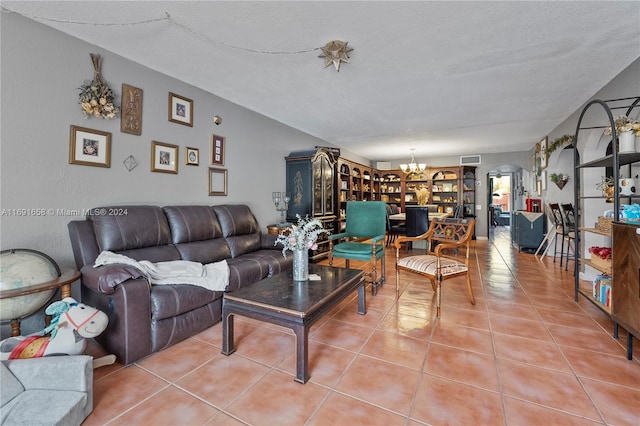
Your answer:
[497,359,601,420]
[489,314,554,341]
[310,318,374,352]
[493,332,573,373]
[377,311,435,341]
[136,337,217,382]
[308,392,407,425]
[176,354,270,408]
[276,340,357,388]
[503,396,603,425]
[562,345,640,390]
[361,329,428,370]
[225,370,329,425]
[84,365,168,425]
[335,355,420,415]
[423,342,500,391]
[109,385,219,425]
[411,374,504,425]
[430,322,494,355]
[233,325,296,366]
[581,377,640,425]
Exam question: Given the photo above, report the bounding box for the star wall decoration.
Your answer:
[318,40,353,72]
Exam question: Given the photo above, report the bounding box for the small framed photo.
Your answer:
[208,168,228,196]
[69,125,111,168]
[168,92,193,126]
[151,141,178,174]
[210,134,225,165]
[541,171,547,190]
[185,147,199,166]
[540,137,548,169]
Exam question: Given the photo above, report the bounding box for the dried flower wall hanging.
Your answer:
[78,54,120,119]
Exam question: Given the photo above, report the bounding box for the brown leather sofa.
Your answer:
[67,204,291,365]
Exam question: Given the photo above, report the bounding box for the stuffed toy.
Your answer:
[0,297,114,367]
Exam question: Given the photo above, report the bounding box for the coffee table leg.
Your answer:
[293,325,309,384]
[358,280,367,315]
[221,309,235,356]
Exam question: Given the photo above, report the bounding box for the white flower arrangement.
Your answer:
[275,214,329,257]
[604,116,640,136]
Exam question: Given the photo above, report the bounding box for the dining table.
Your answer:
[388,211,451,222]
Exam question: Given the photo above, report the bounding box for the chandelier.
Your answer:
[399,149,426,174]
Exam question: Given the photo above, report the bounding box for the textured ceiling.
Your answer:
[4,1,640,162]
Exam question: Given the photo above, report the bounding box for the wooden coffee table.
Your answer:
[221,264,366,383]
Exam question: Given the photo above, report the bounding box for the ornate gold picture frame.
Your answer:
[151,141,178,174]
[69,125,111,168]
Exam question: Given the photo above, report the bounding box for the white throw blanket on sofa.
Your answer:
[94,251,229,291]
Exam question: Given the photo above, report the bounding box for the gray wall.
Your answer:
[0,13,333,336]
[1,13,333,269]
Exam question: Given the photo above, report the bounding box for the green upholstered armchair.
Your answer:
[329,201,387,295]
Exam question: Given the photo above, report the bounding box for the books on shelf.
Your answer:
[592,275,611,307]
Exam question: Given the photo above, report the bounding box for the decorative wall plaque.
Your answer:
[120,83,143,135]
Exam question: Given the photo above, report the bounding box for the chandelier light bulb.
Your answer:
[400,149,426,174]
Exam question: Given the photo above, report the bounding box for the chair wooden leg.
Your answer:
[466,274,475,305]
[436,275,442,318]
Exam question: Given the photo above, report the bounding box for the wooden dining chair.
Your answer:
[394,217,476,317]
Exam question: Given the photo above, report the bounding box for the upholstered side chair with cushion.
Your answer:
[329,201,387,295]
[394,217,476,317]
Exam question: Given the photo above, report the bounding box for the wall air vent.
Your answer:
[460,155,481,166]
[376,162,392,170]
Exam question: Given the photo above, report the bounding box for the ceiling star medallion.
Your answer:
[318,40,353,72]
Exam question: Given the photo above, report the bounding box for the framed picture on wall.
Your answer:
[69,125,111,168]
[541,171,547,190]
[151,141,178,174]
[540,137,548,169]
[168,92,193,126]
[208,168,228,196]
[185,147,199,166]
[210,134,225,165]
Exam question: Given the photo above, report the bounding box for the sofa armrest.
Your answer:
[261,233,279,249]
[80,264,146,295]
[81,277,152,365]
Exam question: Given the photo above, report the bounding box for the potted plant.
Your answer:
[550,172,570,190]
[604,116,640,153]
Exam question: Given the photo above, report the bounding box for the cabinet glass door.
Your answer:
[322,156,333,215]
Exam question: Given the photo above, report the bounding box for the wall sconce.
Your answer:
[213,115,222,125]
